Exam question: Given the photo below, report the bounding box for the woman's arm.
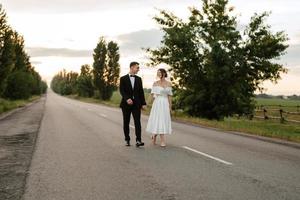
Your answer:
[167,81,172,111]
[168,95,172,111]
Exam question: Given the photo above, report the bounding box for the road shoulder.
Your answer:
[0,96,46,200]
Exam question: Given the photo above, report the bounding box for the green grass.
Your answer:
[0,96,41,115]
[255,98,300,107]
[171,114,300,143]
[66,93,300,143]
[254,98,300,122]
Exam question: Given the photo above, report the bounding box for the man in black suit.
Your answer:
[119,62,147,147]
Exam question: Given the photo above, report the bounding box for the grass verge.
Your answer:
[0,96,41,115]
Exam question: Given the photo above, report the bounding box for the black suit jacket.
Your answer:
[119,74,146,109]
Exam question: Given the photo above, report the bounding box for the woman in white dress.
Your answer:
[146,68,172,147]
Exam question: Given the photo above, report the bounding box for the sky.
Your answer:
[1,0,300,95]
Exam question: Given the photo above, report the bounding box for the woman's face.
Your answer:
[157,70,162,78]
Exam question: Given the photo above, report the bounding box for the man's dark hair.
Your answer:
[130,61,139,68]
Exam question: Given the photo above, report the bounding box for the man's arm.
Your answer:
[140,78,146,106]
[119,77,130,101]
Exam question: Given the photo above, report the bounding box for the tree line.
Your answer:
[0,5,47,100]
[51,37,120,101]
[256,94,300,101]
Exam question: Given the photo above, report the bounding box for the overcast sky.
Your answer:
[1,0,299,94]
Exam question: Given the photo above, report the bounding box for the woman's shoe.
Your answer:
[151,135,157,145]
[160,143,166,147]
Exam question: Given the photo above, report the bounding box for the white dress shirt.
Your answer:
[129,74,135,89]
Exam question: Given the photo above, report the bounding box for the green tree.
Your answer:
[4,31,42,99]
[0,4,45,100]
[51,69,78,95]
[4,70,34,100]
[40,80,48,94]
[147,0,288,120]
[103,41,120,100]
[92,37,120,100]
[0,5,15,96]
[12,32,29,72]
[77,64,94,97]
[93,37,107,99]
[68,71,78,94]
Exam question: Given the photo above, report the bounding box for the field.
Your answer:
[254,98,300,123]
[255,98,300,107]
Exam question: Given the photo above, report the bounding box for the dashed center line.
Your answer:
[182,146,233,166]
[99,113,107,118]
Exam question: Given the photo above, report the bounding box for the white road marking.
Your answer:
[99,113,107,118]
[182,146,233,165]
[87,108,92,111]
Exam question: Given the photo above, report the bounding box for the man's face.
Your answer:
[131,64,140,74]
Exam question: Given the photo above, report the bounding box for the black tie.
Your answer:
[130,75,136,77]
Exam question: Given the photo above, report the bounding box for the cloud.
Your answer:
[117,29,163,57]
[26,47,92,57]
[31,60,42,65]
[25,29,300,76]
[1,0,195,14]
[1,0,134,13]
[24,29,164,58]
[280,44,300,67]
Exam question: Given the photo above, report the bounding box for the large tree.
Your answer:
[0,4,46,99]
[93,37,107,99]
[147,0,288,120]
[0,5,15,96]
[103,41,120,100]
[92,37,120,100]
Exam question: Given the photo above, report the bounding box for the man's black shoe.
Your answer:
[125,141,131,146]
[136,141,144,147]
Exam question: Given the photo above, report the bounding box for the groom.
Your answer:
[119,61,147,147]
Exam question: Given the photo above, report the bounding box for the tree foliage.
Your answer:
[93,37,120,100]
[77,64,94,97]
[147,0,288,119]
[0,4,47,100]
[51,69,78,95]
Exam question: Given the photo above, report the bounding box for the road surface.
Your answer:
[23,90,300,200]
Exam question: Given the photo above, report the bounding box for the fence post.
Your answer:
[263,108,268,120]
[279,109,285,123]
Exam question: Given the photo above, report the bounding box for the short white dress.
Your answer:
[146,86,172,135]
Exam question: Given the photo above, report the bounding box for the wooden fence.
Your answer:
[254,105,300,123]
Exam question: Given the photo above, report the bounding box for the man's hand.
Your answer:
[142,105,147,110]
[126,99,133,105]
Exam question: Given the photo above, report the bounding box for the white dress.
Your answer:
[146,86,172,135]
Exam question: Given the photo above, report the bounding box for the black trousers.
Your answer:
[121,106,141,142]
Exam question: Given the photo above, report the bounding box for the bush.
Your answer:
[4,70,34,100]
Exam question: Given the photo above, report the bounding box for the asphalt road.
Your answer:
[0,96,45,200]
[23,90,300,200]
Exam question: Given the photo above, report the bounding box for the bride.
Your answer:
[146,68,172,147]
